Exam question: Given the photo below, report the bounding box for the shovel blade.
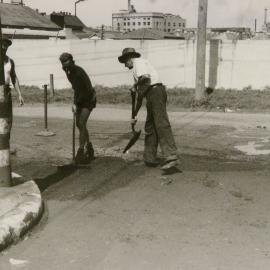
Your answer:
[123,130,141,153]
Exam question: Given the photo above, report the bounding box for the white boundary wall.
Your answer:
[7,39,270,90]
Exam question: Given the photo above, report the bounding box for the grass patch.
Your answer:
[14,85,270,112]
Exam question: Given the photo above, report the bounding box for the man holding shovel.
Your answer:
[59,53,96,165]
[118,48,180,174]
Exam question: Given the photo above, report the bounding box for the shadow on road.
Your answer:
[41,156,147,201]
[34,164,77,192]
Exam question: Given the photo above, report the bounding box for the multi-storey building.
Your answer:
[164,14,186,33]
[112,0,185,33]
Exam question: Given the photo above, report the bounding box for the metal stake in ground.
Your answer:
[50,74,55,97]
[0,16,12,187]
[36,84,55,137]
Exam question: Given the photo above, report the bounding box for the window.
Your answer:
[147,22,150,25]
[133,22,136,25]
[124,18,126,21]
[127,22,130,26]
[179,23,181,27]
[168,29,171,32]
[143,22,146,25]
[138,22,141,26]
[168,22,171,26]
[173,23,176,27]
[124,22,126,26]
[148,17,150,20]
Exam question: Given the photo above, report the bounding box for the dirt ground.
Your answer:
[1,104,270,269]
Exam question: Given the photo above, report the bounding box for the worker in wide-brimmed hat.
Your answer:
[118,48,180,174]
[1,38,24,142]
[59,52,96,164]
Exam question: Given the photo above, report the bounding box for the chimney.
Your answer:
[128,0,131,12]
[265,8,268,25]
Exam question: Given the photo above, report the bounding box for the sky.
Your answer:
[23,0,269,30]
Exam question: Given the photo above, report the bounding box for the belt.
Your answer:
[150,83,163,88]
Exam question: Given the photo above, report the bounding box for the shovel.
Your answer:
[54,110,77,171]
[123,88,141,153]
[72,110,76,161]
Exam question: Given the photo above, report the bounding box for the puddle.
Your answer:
[235,139,270,156]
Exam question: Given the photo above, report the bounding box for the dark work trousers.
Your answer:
[144,84,178,163]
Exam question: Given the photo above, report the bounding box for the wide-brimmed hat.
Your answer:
[118,48,141,63]
[2,38,12,47]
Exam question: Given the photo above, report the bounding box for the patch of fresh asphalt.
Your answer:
[42,157,147,201]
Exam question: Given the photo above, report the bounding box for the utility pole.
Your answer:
[255,18,257,33]
[101,24,104,40]
[195,0,208,101]
[0,17,12,187]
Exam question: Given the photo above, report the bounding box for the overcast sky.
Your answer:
[23,0,269,30]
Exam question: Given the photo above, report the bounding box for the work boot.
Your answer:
[85,142,95,162]
[144,160,159,167]
[161,160,182,175]
[75,147,87,164]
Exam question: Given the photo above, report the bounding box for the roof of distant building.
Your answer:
[117,28,184,40]
[210,27,251,33]
[64,15,85,29]
[50,12,86,30]
[0,3,60,31]
[72,29,96,39]
[73,28,123,40]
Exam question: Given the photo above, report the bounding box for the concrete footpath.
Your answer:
[0,180,43,252]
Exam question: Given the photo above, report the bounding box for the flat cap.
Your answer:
[59,52,73,63]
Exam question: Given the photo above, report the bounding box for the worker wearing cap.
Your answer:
[59,52,96,164]
[2,38,24,136]
[118,48,180,173]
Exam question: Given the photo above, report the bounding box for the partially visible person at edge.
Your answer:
[118,48,180,174]
[59,53,96,164]
[2,38,24,145]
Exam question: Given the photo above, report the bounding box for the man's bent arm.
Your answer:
[10,59,24,105]
[133,75,151,117]
[14,77,24,106]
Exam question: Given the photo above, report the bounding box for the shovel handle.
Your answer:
[131,123,136,133]
[72,112,76,161]
[130,89,136,119]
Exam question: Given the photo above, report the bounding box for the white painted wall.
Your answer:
[7,39,270,90]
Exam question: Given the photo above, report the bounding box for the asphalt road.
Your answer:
[0,105,270,269]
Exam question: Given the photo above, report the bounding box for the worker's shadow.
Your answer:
[34,164,77,192]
